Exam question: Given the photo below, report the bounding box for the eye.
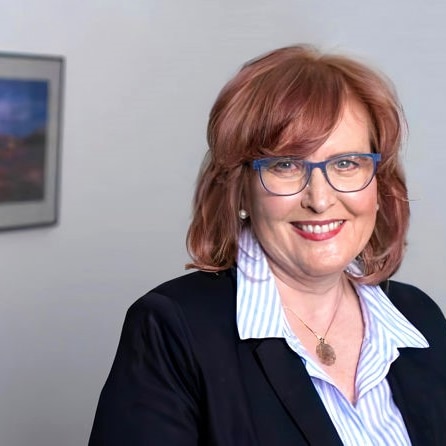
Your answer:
[331,156,361,171]
[273,160,294,171]
[267,159,304,176]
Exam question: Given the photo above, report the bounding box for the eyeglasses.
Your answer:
[252,153,381,196]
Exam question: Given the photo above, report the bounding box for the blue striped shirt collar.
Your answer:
[236,229,428,350]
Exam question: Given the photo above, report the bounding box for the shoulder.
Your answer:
[150,268,236,303]
[135,267,236,312]
[126,268,238,341]
[384,280,446,343]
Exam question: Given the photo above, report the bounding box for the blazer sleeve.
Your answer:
[88,292,202,446]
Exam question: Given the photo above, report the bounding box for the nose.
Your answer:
[300,167,336,213]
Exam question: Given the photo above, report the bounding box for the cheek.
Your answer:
[249,169,303,219]
[362,183,378,216]
[250,192,299,227]
[348,183,378,231]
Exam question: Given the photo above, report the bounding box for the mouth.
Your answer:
[292,220,345,234]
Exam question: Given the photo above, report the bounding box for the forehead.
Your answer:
[305,101,371,160]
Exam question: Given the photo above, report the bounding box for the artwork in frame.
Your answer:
[0,52,64,230]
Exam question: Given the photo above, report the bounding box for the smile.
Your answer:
[295,220,345,234]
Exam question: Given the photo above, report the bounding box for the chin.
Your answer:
[300,258,351,278]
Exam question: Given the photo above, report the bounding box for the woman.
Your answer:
[89,45,446,445]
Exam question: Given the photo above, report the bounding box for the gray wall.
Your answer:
[0,1,444,445]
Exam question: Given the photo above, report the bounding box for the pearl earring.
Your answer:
[239,209,249,220]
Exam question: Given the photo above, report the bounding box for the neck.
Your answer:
[273,270,348,322]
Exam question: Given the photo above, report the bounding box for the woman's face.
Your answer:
[248,101,378,285]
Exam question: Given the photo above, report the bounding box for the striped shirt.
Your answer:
[236,229,429,446]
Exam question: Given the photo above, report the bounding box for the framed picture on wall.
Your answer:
[0,52,64,230]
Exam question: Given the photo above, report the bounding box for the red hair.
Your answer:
[186,45,409,285]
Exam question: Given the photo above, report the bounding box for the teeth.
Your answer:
[299,221,343,234]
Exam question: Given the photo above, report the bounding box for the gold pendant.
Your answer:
[316,339,336,366]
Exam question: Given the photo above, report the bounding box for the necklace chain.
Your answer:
[283,282,343,366]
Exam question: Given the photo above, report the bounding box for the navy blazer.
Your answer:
[89,268,446,445]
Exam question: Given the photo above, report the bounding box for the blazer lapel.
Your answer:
[254,339,343,446]
[387,348,444,446]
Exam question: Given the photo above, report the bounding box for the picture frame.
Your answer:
[0,52,64,230]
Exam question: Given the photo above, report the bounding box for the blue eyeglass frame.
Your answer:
[252,152,382,195]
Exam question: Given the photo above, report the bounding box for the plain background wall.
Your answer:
[0,1,444,445]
